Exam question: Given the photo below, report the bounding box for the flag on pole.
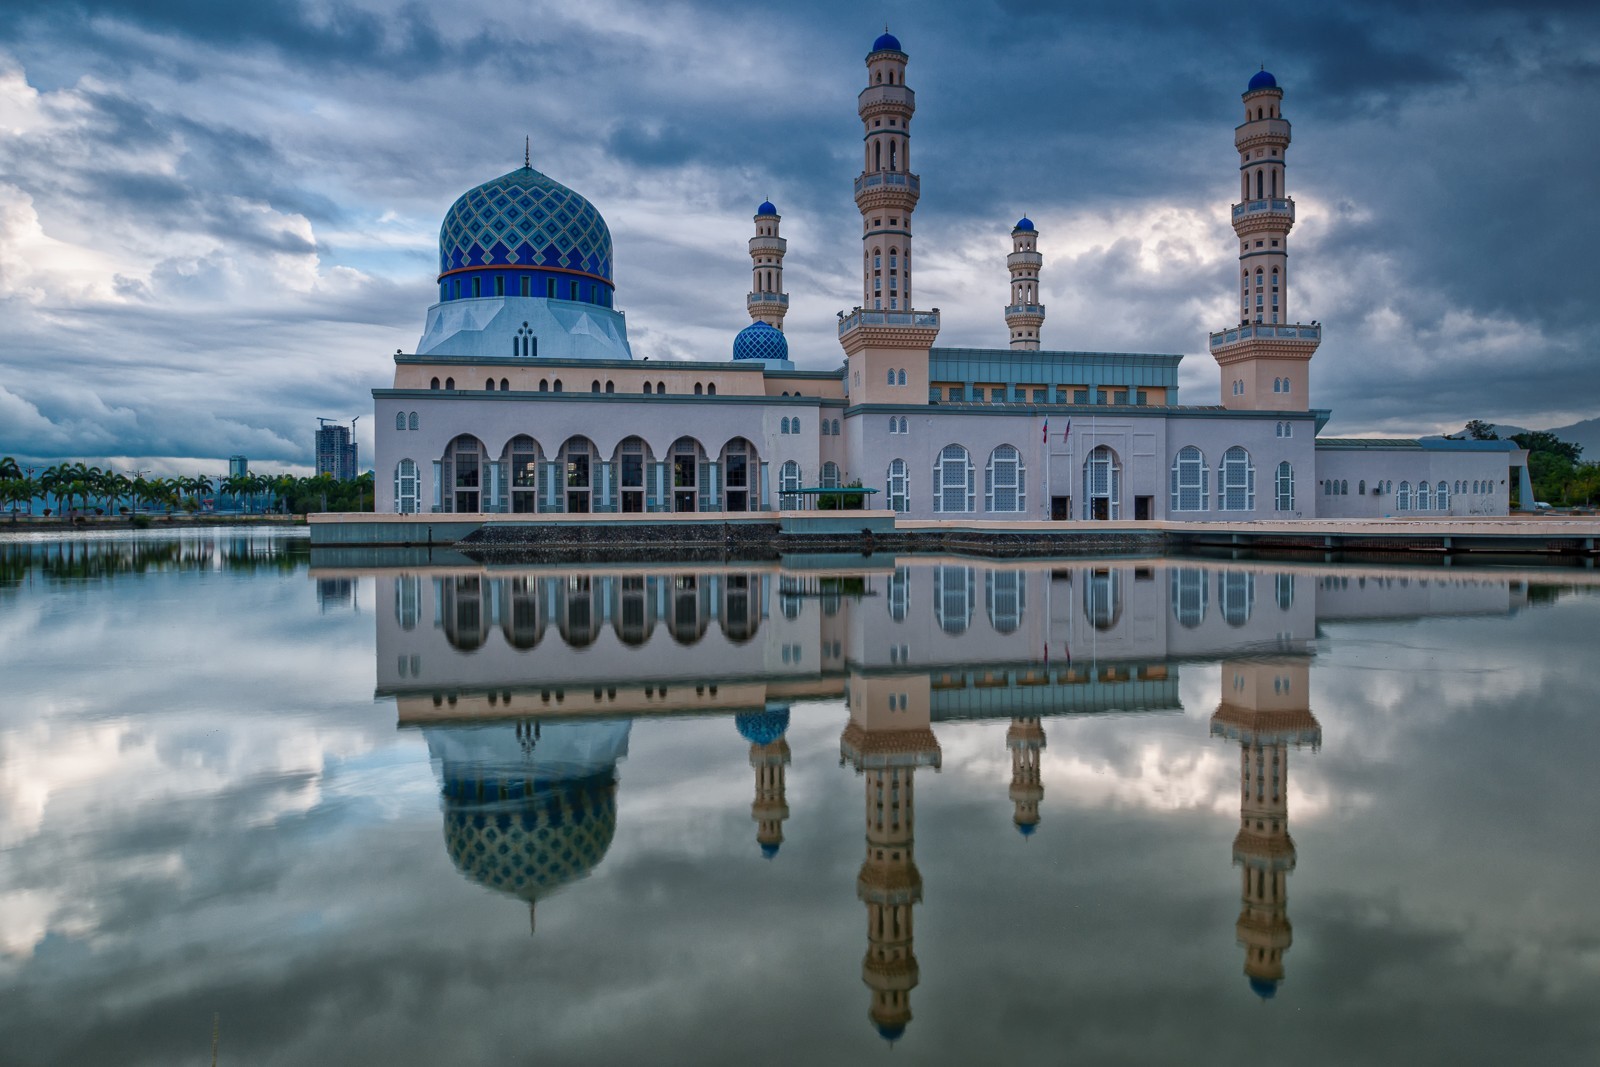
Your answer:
[1042,416,1049,444]
[1063,418,1072,442]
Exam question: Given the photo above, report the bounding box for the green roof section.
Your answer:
[928,346,1182,390]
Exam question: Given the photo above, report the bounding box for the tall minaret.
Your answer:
[1210,659,1321,1000]
[1005,218,1044,350]
[841,672,941,1044]
[838,31,938,406]
[737,708,791,857]
[747,200,789,330]
[1208,68,1320,412]
[1006,716,1045,835]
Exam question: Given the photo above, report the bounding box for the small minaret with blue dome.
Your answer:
[733,201,794,369]
[736,705,792,857]
[1006,716,1045,835]
[1005,218,1044,349]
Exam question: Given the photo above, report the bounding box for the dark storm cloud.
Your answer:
[0,0,1597,468]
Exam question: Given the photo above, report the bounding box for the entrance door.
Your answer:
[673,444,698,512]
[1091,497,1109,521]
[1051,496,1069,521]
[1134,496,1152,520]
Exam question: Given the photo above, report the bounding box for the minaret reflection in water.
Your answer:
[738,705,792,858]
[1210,658,1321,999]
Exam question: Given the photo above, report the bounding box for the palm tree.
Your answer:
[0,457,20,482]
[221,473,253,512]
[40,463,72,515]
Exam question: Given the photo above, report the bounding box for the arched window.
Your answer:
[1083,446,1121,520]
[1417,480,1432,510]
[820,418,830,436]
[1359,479,1366,495]
[1219,446,1255,511]
[408,412,418,430]
[934,444,974,513]
[430,377,440,390]
[1473,480,1480,494]
[1171,568,1207,628]
[888,416,897,434]
[500,378,509,391]
[539,378,548,392]
[553,379,562,392]
[605,380,614,393]
[707,383,716,396]
[1398,481,1412,510]
[898,416,908,434]
[444,377,455,390]
[694,383,703,395]
[897,369,907,386]
[774,460,801,509]
[1275,461,1294,511]
[887,458,909,512]
[1220,571,1255,627]
[820,461,840,489]
[394,459,418,514]
[935,566,974,635]
[656,381,665,393]
[591,380,601,393]
[831,419,840,435]
[987,570,1026,634]
[1437,480,1450,510]
[486,378,496,390]
[1083,569,1119,631]
[643,382,653,394]
[887,368,895,386]
[1275,573,1294,611]
[984,444,1026,513]
[1340,480,1348,495]
[395,411,406,430]
[1170,446,1208,511]
[507,435,539,514]
[1255,169,1263,199]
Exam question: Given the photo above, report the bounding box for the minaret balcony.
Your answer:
[854,172,921,197]
[1232,198,1295,222]
[1005,303,1045,317]
[748,292,789,306]
[748,235,787,254]
[1007,251,1043,269]
[1209,322,1322,355]
[839,307,939,336]
[858,84,916,111]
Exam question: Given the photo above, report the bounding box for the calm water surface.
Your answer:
[2,530,1598,1065]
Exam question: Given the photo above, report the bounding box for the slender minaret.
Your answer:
[1006,716,1045,835]
[750,734,791,857]
[747,200,789,330]
[838,31,938,405]
[1209,68,1320,411]
[841,672,941,1044]
[1210,660,1321,1000]
[1005,219,1044,350]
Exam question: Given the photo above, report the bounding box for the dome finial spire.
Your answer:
[524,135,530,169]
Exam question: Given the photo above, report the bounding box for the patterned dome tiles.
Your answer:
[439,167,613,282]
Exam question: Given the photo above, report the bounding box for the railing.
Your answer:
[853,172,921,197]
[839,308,940,335]
[1004,304,1045,316]
[747,292,790,305]
[1209,322,1321,347]
[1232,198,1295,220]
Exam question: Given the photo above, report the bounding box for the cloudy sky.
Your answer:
[0,0,1596,474]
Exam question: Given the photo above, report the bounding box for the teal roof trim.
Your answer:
[928,346,1182,389]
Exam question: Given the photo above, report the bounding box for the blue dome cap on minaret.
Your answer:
[1014,216,1035,232]
[872,31,902,52]
[757,200,778,216]
[438,164,613,285]
[1249,976,1280,1000]
[732,320,789,363]
[1247,68,1278,92]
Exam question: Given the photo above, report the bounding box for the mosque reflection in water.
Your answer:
[338,556,1529,1038]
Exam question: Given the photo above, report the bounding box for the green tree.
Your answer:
[1464,419,1499,441]
[0,457,21,481]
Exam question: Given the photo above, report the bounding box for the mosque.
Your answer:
[370,32,1531,522]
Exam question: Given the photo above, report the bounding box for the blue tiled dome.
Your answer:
[1014,216,1035,232]
[736,706,791,745]
[732,320,789,363]
[441,771,618,904]
[757,200,778,216]
[439,165,613,287]
[760,842,781,860]
[1016,821,1037,838]
[1248,68,1278,92]
[876,1023,906,1043]
[872,31,902,53]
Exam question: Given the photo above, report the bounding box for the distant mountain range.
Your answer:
[1430,417,1600,460]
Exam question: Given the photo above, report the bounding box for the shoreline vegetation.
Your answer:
[0,513,307,533]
